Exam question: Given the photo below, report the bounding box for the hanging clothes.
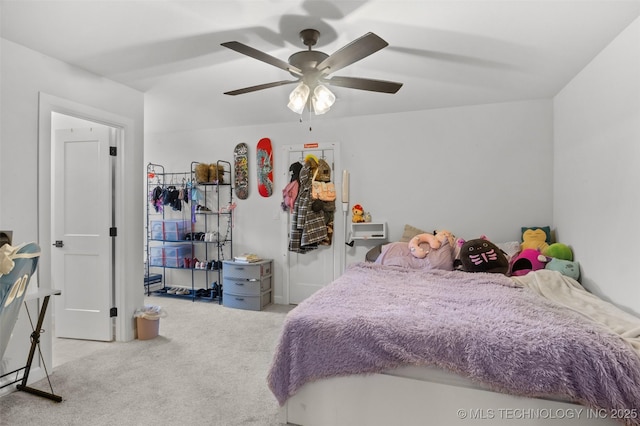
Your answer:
[281,161,302,213]
[316,158,335,246]
[289,162,327,253]
[318,199,335,246]
[289,164,310,253]
[150,185,163,213]
[162,185,181,211]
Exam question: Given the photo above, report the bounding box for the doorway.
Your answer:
[51,114,115,342]
[280,142,344,305]
[37,92,135,351]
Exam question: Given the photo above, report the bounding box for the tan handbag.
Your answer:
[311,170,336,202]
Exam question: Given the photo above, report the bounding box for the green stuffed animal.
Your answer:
[543,243,573,261]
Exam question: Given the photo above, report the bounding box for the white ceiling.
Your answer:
[2,0,640,133]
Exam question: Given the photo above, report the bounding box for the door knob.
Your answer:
[52,240,64,248]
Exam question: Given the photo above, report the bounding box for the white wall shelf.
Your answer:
[347,222,387,246]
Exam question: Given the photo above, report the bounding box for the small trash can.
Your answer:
[136,317,160,340]
[134,305,167,340]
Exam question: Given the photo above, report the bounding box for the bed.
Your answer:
[267,262,640,426]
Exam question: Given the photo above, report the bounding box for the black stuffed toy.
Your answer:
[459,238,509,274]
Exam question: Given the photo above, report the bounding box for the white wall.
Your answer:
[146,98,554,303]
[0,38,144,391]
[554,17,640,315]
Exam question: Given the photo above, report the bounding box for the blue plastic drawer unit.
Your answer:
[222,259,273,311]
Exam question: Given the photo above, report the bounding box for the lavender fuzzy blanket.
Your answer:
[267,263,640,423]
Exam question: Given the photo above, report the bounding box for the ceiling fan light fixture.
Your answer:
[222,30,403,115]
[312,84,336,115]
[287,82,310,114]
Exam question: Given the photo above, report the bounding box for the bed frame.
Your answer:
[280,365,619,426]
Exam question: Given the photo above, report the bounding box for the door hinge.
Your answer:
[110,227,117,237]
[109,146,117,156]
[110,307,117,317]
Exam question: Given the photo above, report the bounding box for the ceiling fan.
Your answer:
[221,29,403,115]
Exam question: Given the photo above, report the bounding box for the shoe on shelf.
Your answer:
[195,288,210,297]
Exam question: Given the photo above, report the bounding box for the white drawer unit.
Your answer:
[222,259,272,311]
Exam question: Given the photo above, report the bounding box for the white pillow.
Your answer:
[495,241,521,260]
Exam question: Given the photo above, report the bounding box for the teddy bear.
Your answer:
[352,204,365,223]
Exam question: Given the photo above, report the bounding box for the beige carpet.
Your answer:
[0,295,294,426]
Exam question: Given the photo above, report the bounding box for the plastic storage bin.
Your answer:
[164,257,183,268]
[149,246,164,258]
[163,219,188,240]
[163,231,182,241]
[149,256,164,267]
[164,244,192,266]
[150,219,189,241]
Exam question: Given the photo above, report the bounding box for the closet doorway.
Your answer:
[281,143,344,304]
[51,114,115,341]
[37,95,127,347]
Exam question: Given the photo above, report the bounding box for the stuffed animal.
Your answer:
[408,233,441,259]
[352,204,365,223]
[545,258,580,280]
[510,249,548,276]
[543,243,573,261]
[435,230,456,248]
[521,228,549,251]
[459,237,509,274]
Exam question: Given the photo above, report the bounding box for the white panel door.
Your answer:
[52,128,113,341]
[283,143,342,304]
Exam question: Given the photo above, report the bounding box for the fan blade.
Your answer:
[317,32,389,75]
[224,80,299,96]
[326,76,403,94]
[221,41,302,76]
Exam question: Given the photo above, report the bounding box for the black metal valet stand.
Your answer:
[0,289,62,402]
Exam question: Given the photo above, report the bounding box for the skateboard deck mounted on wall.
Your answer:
[257,138,273,197]
[233,143,249,200]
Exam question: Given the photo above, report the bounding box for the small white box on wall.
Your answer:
[350,223,387,241]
